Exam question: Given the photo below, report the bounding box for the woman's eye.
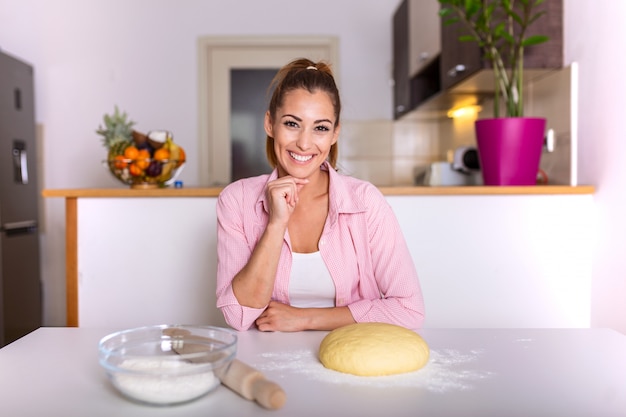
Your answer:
[315,125,330,132]
[283,120,298,128]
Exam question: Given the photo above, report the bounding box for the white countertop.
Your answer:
[1,327,624,417]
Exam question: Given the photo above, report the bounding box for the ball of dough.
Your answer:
[318,322,429,376]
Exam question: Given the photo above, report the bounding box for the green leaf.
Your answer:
[465,0,481,18]
[459,35,479,42]
[501,31,515,44]
[443,16,460,25]
[528,11,547,26]
[439,8,454,17]
[507,10,524,26]
[493,22,506,38]
[522,35,549,47]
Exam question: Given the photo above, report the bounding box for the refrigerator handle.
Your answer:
[0,220,38,236]
[13,140,29,185]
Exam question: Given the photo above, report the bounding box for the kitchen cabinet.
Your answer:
[392,0,410,119]
[393,0,442,119]
[440,0,563,91]
[408,0,441,77]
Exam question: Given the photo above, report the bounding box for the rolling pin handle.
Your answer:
[221,359,286,410]
[251,378,287,410]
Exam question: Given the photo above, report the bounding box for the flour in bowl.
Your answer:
[111,358,218,405]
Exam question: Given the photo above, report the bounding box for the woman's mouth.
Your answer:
[289,151,313,162]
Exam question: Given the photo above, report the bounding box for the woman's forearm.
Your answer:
[302,306,355,331]
[231,221,286,308]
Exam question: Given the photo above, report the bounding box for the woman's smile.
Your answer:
[289,151,314,163]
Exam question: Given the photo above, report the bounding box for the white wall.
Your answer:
[563,0,626,333]
[1,0,625,333]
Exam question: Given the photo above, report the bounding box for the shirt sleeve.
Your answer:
[347,185,425,329]
[215,182,265,331]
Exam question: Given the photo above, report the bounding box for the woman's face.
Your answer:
[265,88,339,180]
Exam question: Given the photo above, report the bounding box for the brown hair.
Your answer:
[265,58,341,169]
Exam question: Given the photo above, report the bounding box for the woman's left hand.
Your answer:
[255,301,307,332]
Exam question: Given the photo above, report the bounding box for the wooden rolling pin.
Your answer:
[163,328,286,410]
[221,358,286,410]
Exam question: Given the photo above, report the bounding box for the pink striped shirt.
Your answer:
[216,162,425,331]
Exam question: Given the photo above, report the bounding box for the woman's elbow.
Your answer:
[220,307,256,331]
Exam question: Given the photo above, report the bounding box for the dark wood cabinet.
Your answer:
[392,0,410,119]
[393,0,442,119]
[439,17,483,91]
[440,0,563,90]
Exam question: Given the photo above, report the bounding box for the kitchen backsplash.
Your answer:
[338,118,441,186]
[338,65,575,186]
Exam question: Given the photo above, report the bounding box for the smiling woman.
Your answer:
[215,58,425,333]
[264,61,340,180]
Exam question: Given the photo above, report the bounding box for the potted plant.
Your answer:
[439,0,550,185]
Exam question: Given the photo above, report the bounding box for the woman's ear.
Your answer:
[264,111,273,137]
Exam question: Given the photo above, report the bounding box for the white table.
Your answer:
[0,327,624,417]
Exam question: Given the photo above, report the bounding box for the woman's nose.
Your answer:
[295,130,312,150]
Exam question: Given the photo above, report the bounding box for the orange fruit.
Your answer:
[124,145,139,160]
[113,155,128,169]
[176,147,186,167]
[136,149,150,169]
[154,147,170,162]
[129,163,143,177]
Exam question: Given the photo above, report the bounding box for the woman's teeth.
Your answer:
[289,152,313,162]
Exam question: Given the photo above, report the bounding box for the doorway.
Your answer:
[197,36,339,186]
[230,68,275,181]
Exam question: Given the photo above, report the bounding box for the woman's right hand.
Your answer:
[265,176,309,226]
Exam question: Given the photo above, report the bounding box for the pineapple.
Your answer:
[96,106,135,157]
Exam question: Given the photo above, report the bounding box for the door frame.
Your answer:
[197,36,339,186]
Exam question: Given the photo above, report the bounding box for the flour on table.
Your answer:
[252,348,494,393]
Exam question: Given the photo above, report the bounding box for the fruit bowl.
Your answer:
[105,157,184,189]
[96,108,187,189]
[98,325,237,406]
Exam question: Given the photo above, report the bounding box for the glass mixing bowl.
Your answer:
[98,324,237,406]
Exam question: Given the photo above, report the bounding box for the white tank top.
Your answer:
[289,251,336,308]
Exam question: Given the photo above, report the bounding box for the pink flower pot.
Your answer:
[475,117,546,186]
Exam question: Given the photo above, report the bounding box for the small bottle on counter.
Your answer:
[174,181,183,189]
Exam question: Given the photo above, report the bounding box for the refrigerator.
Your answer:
[0,50,42,347]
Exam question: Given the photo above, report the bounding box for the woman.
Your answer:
[216,58,424,332]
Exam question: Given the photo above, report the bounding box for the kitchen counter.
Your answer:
[42,185,594,198]
[42,187,596,329]
[0,327,624,417]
